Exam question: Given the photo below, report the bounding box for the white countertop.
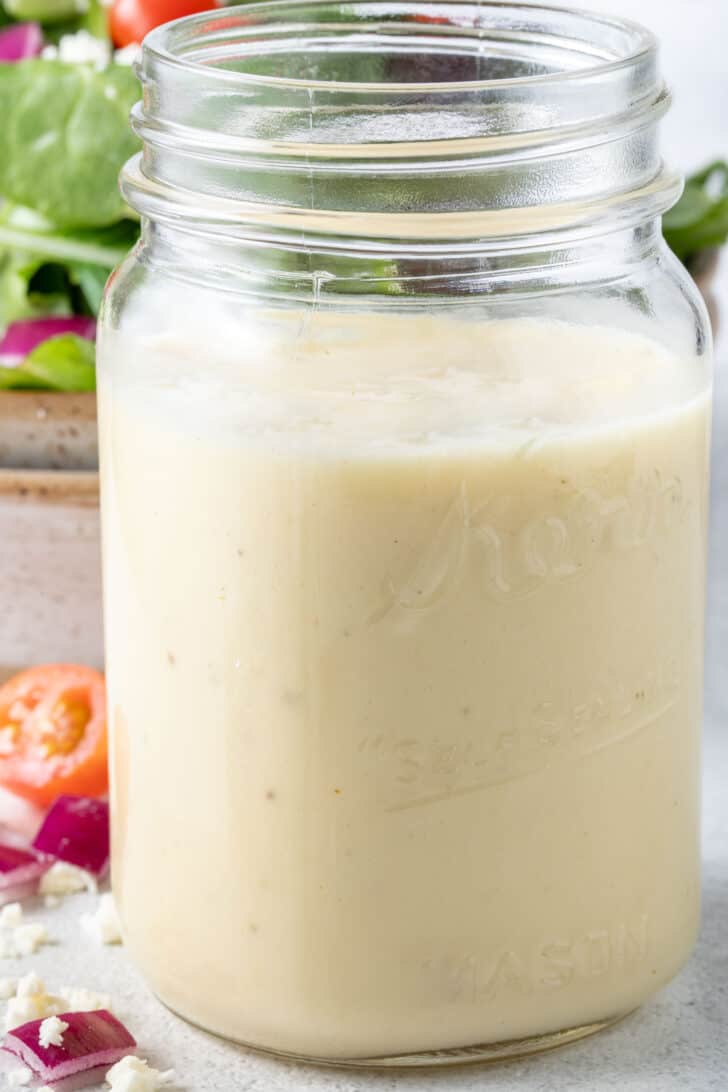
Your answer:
[3,2,728,1089]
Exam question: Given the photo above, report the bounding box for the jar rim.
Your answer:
[144,0,657,96]
[127,0,675,244]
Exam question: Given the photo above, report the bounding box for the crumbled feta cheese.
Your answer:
[105,1056,175,1091]
[114,43,142,66]
[58,985,112,1012]
[4,974,112,1031]
[39,1015,69,1049]
[12,922,49,957]
[16,972,44,999]
[4,973,60,1031]
[6,1067,32,1087]
[6,1000,43,1030]
[0,903,23,929]
[82,893,123,946]
[41,29,111,69]
[0,901,51,958]
[39,861,97,897]
[0,976,17,1000]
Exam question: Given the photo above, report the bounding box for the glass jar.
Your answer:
[98,0,712,1067]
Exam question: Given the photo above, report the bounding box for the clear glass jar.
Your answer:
[98,0,712,1067]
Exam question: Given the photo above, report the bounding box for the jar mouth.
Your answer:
[145,0,656,96]
[126,0,677,244]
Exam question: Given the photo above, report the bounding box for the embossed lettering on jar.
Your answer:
[98,0,712,1067]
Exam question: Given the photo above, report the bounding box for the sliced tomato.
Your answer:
[109,0,220,48]
[0,665,108,807]
[412,13,451,24]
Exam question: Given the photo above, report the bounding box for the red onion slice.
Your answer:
[0,843,51,907]
[0,317,96,367]
[3,1010,136,1085]
[0,22,43,63]
[33,796,109,878]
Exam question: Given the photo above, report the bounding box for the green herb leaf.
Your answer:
[664,161,728,261]
[4,0,89,22]
[42,0,109,41]
[0,251,75,329]
[0,60,140,229]
[0,206,140,268]
[66,260,110,314]
[0,331,95,391]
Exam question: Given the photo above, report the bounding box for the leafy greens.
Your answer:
[0,60,140,229]
[0,31,140,390]
[0,331,95,390]
[663,161,728,262]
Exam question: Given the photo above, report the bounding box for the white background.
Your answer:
[571,0,728,171]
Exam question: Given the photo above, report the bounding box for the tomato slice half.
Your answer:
[0,665,108,807]
[109,0,220,48]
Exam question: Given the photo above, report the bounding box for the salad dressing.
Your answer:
[99,303,709,1059]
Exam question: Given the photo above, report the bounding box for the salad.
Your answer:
[662,160,728,264]
[0,0,218,393]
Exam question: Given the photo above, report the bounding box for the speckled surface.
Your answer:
[2,3,727,1089]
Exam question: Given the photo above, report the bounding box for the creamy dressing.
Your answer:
[98,302,710,1059]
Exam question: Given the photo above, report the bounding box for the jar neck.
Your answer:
[140,216,666,303]
[123,1,680,250]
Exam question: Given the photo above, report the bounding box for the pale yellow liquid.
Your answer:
[98,307,710,1060]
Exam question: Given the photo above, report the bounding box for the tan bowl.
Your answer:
[0,391,98,471]
[0,469,103,684]
[0,389,103,679]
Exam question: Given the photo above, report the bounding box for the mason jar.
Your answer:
[98,0,712,1066]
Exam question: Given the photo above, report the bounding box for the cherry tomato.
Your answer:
[109,0,219,48]
[412,13,450,24]
[0,665,108,807]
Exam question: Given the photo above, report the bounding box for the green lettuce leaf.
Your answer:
[0,331,95,391]
[0,205,139,267]
[4,0,89,22]
[0,204,137,327]
[0,60,140,229]
[664,161,728,262]
[0,251,74,329]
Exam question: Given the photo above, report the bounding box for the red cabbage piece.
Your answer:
[0,22,43,63]
[33,796,109,878]
[0,317,96,365]
[3,1010,136,1087]
[0,842,51,906]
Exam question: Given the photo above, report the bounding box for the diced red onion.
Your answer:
[0,317,96,366]
[2,1010,135,1087]
[33,797,109,878]
[39,1064,115,1092]
[0,843,51,906]
[0,788,47,844]
[0,22,43,63]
